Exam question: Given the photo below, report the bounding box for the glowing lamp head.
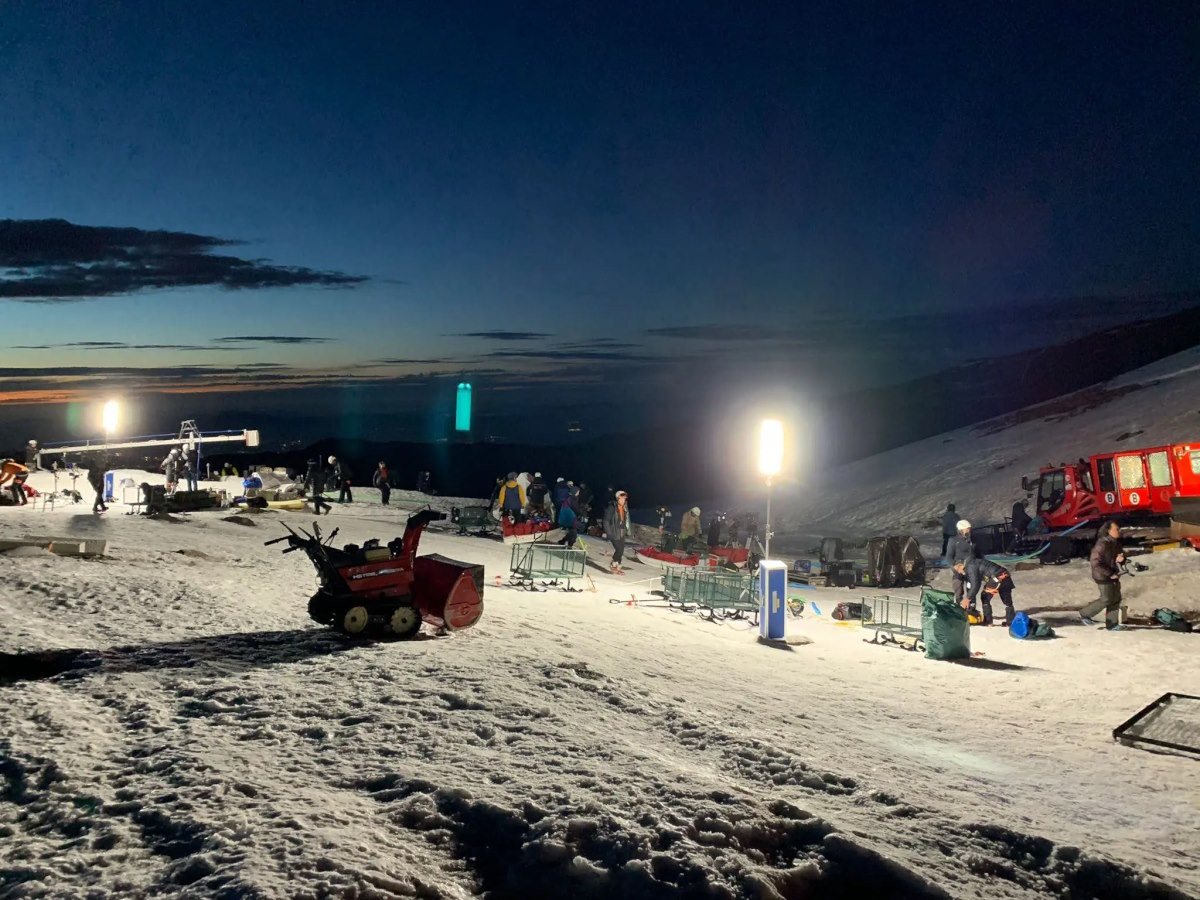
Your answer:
[758,418,783,477]
[101,400,119,435]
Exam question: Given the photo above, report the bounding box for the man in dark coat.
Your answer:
[330,456,352,503]
[1080,521,1125,629]
[87,455,108,513]
[954,558,1016,626]
[941,503,958,556]
[948,519,976,605]
[304,458,331,514]
[527,473,549,515]
[1011,500,1032,538]
[576,482,594,528]
[603,490,632,573]
[373,462,391,506]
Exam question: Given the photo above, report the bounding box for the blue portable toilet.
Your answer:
[759,560,788,641]
[104,472,115,502]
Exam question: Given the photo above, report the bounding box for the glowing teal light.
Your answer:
[455,382,472,432]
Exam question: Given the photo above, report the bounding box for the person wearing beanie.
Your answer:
[949,519,977,605]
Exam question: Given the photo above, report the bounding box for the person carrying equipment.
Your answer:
[161,448,180,495]
[0,459,30,505]
[953,558,1016,627]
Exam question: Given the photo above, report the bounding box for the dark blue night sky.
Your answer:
[1,1,1198,443]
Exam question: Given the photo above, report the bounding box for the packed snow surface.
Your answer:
[3,343,1200,900]
[1,465,1197,899]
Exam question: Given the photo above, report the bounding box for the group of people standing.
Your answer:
[943,501,1129,631]
[161,447,199,494]
[494,471,593,550]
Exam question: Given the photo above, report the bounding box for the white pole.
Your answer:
[765,477,772,560]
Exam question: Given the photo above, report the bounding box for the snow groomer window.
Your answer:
[1147,451,1172,487]
[1192,450,1200,475]
[1117,455,1145,489]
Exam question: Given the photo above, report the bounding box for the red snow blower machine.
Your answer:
[266,509,484,638]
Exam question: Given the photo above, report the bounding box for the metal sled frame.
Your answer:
[1113,692,1200,756]
[453,505,499,537]
[862,594,925,652]
[662,568,759,624]
[508,542,587,592]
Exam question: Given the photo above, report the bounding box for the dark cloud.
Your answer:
[0,364,280,378]
[212,335,333,345]
[0,219,367,302]
[557,338,642,350]
[487,348,648,361]
[645,324,786,341]
[13,341,236,351]
[453,331,552,341]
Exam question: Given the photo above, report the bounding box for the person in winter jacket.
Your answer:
[576,482,594,528]
[161,449,179,495]
[552,477,571,515]
[948,519,976,605]
[499,472,526,519]
[181,448,198,492]
[680,507,702,541]
[557,495,578,549]
[329,456,352,503]
[941,504,958,556]
[304,458,331,514]
[953,558,1016,626]
[1080,521,1126,629]
[604,490,632,572]
[0,459,30,505]
[1010,500,1032,538]
[373,462,391,506]
[527,473,549,515]
[86,455,108,513]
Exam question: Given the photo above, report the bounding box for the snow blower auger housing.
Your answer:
[266,509,484,638]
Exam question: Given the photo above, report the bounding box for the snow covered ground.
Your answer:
[1,457,1198,899]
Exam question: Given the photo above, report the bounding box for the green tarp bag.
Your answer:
[921,588,971,660]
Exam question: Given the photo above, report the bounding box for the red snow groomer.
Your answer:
[1024,442,1200,529]
[267,509,484,638]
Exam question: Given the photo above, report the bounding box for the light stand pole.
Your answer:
[765,476,773,561]
[758,418,783,560]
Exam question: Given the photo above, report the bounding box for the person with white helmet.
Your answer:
[329,455,353,503]
[949,519,977,605]
[161,447,180,495]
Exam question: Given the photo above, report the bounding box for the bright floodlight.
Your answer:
[102,400,119,435]
[759,419,783,477]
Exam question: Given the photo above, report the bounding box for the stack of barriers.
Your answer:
[508,541,586,592]
[861,592,924,652]
[662,567,758,624]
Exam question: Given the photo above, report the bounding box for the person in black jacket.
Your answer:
[948,519,976,605]
[1011,500,1032,538]
[527,473,549,516]
[953,558,1016,626]
[373,462,391,506]
[941,504,958,556]
[329,456,352,503]
[1080,521,1126,629]
[304,458,331,514]
[87,454,108,513]
[603,490,632,573]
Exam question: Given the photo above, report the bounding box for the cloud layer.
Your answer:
[0,219,367,301]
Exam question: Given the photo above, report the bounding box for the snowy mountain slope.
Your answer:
[1,470,1198,898]
[768,345,1200,547]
